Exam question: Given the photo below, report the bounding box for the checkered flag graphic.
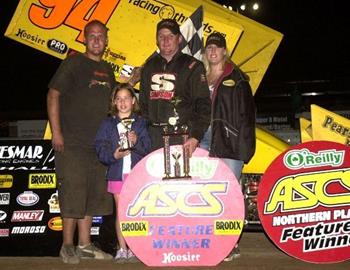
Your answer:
[180,6,204,61]
[120,6,204,78]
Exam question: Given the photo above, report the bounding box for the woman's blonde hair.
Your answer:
[109,83,140,116]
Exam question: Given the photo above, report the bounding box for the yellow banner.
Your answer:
[243,127,289,174]
[214,220,243,235]
[121,221,149,237]
[5,0,281,92]
[299,117,313,143]
[311,104,350,146]
[7,0,286,175]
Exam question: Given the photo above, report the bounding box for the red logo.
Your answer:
[0,228,9,237]
[11,210,44,222]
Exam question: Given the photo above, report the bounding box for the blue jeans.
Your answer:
[200,127,244,182]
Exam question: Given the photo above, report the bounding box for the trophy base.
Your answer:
[119,147,135,152]
[162,176,192,181]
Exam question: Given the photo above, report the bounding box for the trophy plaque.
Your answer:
[119,117,135,151]
[162,97,191,180]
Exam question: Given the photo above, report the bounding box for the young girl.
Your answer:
[95,83,151,262]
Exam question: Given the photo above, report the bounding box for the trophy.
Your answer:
[162,97,191,180]
[118,118,135,151]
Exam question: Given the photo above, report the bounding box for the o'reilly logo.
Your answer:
[283,149,344,169]
[29,173,56,189]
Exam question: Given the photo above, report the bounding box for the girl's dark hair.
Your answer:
[109,83,140,116]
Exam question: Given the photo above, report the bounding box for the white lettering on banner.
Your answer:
[11,210,44,222]
[162,252,200,264]
[11,226,46,234]
[273,211,332,226]
[0,166,53,171]
[0,146,43,159]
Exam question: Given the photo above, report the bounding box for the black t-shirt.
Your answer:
[48,53,116,146]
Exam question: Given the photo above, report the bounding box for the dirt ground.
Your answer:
[1,232,350,270]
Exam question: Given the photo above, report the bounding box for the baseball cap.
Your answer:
[205,32,227,48]
[156,19,181,35]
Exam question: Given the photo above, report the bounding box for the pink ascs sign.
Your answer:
[118,146,245,266]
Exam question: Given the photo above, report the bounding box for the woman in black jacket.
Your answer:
[200,32,256,261]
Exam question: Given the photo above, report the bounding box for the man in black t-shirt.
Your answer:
[47,20,116,264]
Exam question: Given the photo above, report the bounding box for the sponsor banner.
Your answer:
[48,216,62,231]
[91,226,100,236]
[311,105,350,146]
[0,228,10,237]
[258,141,350,263]
[119,147,244,266]
[16,191,40,206]
[28,173,56,189]
[0,175,13,188]
[0,193,10,205]
[4,0,241,80]
[299,117,313,143]
[11,210,44,222]
[47,191,60,213]
[0,140,103,256]
[0,141,55,171]
[11,225,46,235]
[92,216,103,225]
[0,210,8,222]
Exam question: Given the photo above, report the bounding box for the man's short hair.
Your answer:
[156,19,180,35]
[84,20,109,37]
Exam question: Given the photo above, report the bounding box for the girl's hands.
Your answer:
[127,131,138,145]
[113,146,130,159]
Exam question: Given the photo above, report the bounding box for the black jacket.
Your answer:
[209,62,256,163]
[139,51,211,142]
